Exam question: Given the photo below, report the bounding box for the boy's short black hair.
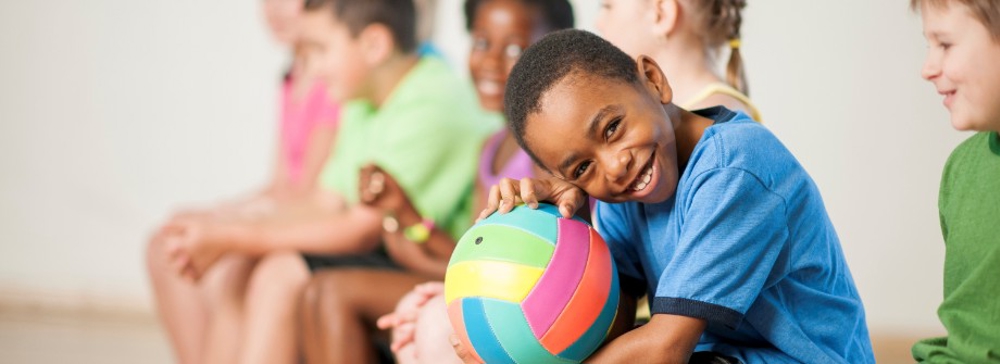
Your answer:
[463,0,575,33]
[504,29,639,169]
[304,0,417,53]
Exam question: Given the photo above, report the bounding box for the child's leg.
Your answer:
[413,295,461,364]
[148,232,258,364]
[237,251,311,364]
[299,269,430,364]
[199,254,258,364]
[147,233,209,364]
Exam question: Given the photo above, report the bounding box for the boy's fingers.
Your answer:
[478,185,501,221]
[519,178,540,209]
[498,178,521,213]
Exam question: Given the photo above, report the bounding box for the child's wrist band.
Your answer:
[403,218,435,244]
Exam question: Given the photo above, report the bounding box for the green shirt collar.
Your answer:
[990,131,1000,156]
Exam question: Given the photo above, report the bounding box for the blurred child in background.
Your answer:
[596,0,760,120]
[146,0,340,363]
[309,1,574,364]
[152,0,497,363]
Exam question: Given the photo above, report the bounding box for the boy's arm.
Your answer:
[589,313,706,364]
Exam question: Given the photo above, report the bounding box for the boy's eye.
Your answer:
[505,44,524,59]
[473,38,489,51]
[604,118,621,140]
[940,42,952,51]
[574,161,592,179]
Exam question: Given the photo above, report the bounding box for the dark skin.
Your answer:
[468,56,716,363]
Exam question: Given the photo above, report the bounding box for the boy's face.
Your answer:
[523,61,680,204]
[299,9,370,102]
[920,2,1000,131]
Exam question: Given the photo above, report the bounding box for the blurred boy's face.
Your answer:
[468,0,539,112]
[523,63,680,204]
[920,2,1000,131]
[299,9,370,102]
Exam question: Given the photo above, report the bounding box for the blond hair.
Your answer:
[684,0,749,96]
[912,0,1000,40]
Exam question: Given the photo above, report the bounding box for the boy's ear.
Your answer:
[651,0,679,39]
[636,55,673,104]
[358,24,395,66]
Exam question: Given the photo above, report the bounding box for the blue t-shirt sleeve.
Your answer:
[595,202,647,298]
[652,167,789,329]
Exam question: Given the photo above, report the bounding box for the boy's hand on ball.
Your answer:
[479,177,586,220]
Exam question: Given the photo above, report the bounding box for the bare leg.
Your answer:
[413,295,461,364]
[199,254,258,364]
[147,234,208,364]
[300,269,431,364]
[238,251,311,364]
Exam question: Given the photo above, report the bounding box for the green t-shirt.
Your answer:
[913,131,1000,363]
[320,57,499,239]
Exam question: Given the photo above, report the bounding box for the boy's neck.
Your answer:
[651,38,726,106]
[664,103,715,173]
[367,53,420,108]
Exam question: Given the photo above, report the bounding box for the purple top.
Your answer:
[478,129,535,191]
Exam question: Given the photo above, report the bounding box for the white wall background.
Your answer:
[0,0,962,336]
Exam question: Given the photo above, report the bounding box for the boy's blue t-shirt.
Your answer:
[595,107,875,364]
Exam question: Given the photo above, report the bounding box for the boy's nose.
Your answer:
[921,53,941,81]
[604,150,632,185]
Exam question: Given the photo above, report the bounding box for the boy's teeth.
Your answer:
[631,165,653,192]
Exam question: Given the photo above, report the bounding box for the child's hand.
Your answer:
[450,334,484,364]
[359,164,413,214]
[376,282,446,352]
[162,217,229,282]
[478,177,587,220]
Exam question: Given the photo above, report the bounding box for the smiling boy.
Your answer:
[470,29,875,364]
[911,0,1000,362]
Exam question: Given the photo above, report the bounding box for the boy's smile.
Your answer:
[920,2,1000,131]
[522,60,682,204]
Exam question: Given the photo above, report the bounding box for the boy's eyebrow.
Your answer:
[588,104,620,138]
[557,104,621,176]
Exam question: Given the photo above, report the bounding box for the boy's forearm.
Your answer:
[588,313,706,364]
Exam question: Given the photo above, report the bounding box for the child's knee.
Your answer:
[300,272,353,323]
[199,255,255,310]
[247,252,310,292]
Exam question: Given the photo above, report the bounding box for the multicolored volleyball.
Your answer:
[444,203,620,364]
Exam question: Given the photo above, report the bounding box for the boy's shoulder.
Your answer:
[392,57,473,107]
[688,107,796,178]
[383,57,494,130]
[946,131,996,165]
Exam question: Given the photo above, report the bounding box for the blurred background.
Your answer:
[0,0,960,363]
